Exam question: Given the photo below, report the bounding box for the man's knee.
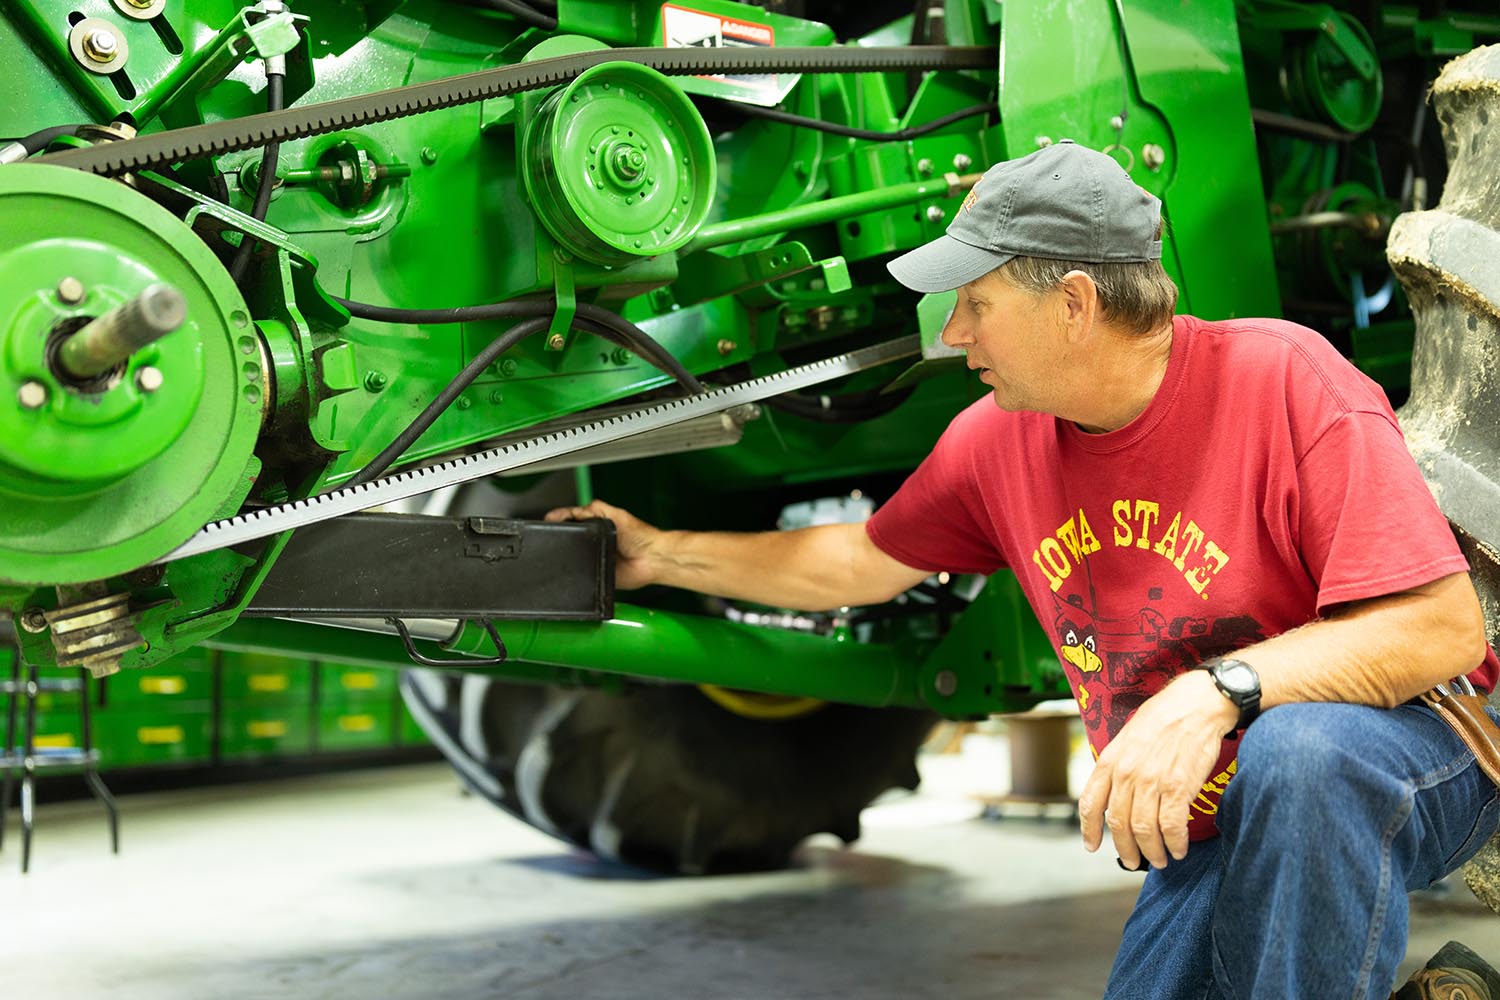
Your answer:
[1220,704,1380,831]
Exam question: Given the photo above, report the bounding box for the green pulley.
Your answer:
[522,61,716,266]
[1284,12,1383,134]
[0,164,261,586]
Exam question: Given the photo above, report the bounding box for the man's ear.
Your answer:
[1056,270,1098,342]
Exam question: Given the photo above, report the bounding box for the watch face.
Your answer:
[1217,662,1258,696]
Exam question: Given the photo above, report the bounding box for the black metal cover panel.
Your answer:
[244,514,615,620]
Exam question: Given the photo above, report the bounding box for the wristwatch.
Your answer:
[1204,657,1261,735]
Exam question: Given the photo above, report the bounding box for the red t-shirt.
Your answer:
[867,314,1498,840]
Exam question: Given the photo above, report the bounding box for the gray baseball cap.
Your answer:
[887,140,1162,293]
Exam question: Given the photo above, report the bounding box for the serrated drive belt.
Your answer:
[39,46,995,176]
[41,45,977,562]
[158,336,921,562]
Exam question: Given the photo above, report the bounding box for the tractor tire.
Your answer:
[400,671,936,874]
[1386,44,1500,912]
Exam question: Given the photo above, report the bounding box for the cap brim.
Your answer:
[886,234,1013,293]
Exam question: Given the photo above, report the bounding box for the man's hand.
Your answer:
[545,499,661,590]
[1078,669,1240,870]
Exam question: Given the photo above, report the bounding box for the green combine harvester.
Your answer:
[1,0,1497,876]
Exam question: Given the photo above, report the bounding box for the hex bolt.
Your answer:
[717,339,737,355]
[953,153,973,171]
[916,157,934,175]
[1141,143,1166,171]
[364,371,388,392]
[17,381,47,410]
[135,366,164,393]
[56,276,86,305]
[420,146,438,165]
[457,396,472,410]
[935,670,958,697]
[498,359,518,377]
[546,333,566,351]
[19,607,49,633]
[57,283,187,381]
[83,28,119,62]
[926,205,946,223]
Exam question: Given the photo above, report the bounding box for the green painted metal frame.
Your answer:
[5,0,1492,721]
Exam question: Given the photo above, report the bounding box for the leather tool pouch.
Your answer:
[1420,686,1500,788]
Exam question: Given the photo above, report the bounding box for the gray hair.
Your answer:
[996,247,1178,336]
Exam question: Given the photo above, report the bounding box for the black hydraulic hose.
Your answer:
[477,0,557,30]
[228,72,285,284]
[344,315,552,487]
[2,123,86,160]
[707,99,995,141]
[332,295,545,325]
[331,295,706,394]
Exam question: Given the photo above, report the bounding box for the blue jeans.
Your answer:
[1103,702,1500,1000]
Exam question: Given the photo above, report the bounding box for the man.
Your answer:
[547,142,1500,999]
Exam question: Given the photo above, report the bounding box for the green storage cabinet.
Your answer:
[317,663,397,751]
[398,699,429,747]
[219,650,315,760]
[106,650,214,706]
[219,706,314,759]
[92,705,213,767]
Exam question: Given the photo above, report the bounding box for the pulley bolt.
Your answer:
[17,381,48,410]
[716,339,736,355]
[934,670,958,697]
[124,0,154,7]
[1141,143,1166,171]
[916,158,934,175]
[83,28,119,62]
[612,147,646,180]
[57,283,187,381]
[135,366,163,393]
[926,205,946,223]
[546,333,566,351]
[56,276,86,305]
[19,607,49,634]
[953,153,972,171]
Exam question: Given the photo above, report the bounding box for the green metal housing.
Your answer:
[2,0,1498,728]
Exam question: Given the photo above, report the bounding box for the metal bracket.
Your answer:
[389,617,508,667]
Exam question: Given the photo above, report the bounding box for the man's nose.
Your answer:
[940,313,971,349]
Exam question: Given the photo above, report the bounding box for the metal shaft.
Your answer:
[57,283,187,380]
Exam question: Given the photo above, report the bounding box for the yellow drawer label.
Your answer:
[140,676,186,696]
[35,734,76,749]
[247,720,289,739]
[137,725,185,745]
[337,714,376,733]
[339,672,379,691]
[248,674,290,693]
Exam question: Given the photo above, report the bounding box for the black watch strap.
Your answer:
[1205,657,1261,735]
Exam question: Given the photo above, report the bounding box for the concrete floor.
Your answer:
[5,733,1500,999]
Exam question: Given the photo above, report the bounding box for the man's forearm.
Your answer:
[1234,573,1488,710]
[647,523,911,611]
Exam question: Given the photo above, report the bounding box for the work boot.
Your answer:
[1393,941,1500,999]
